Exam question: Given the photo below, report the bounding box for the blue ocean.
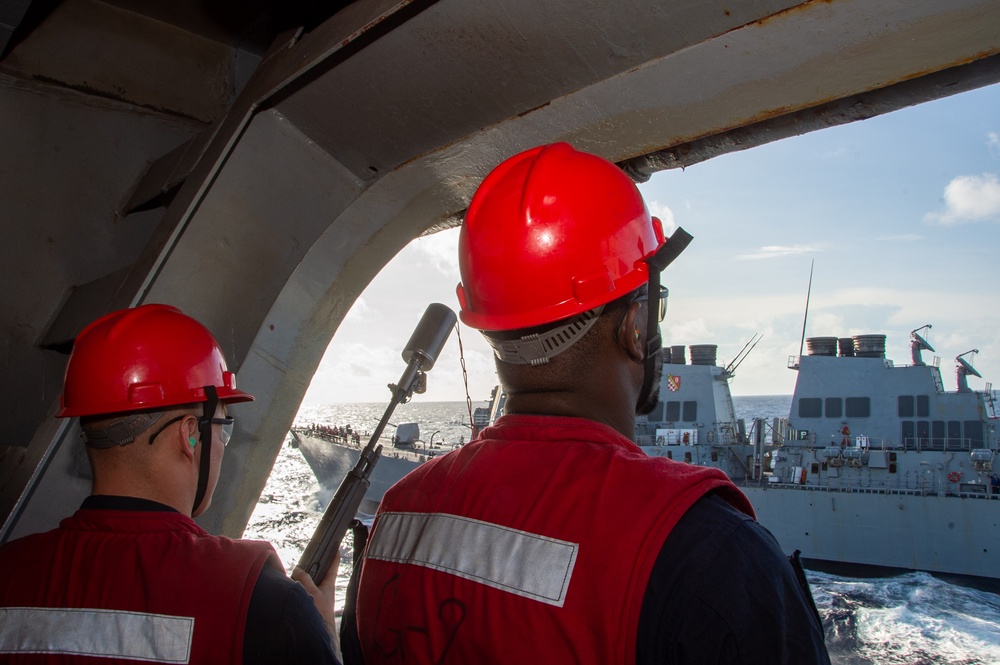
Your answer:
[246,396,1000,665]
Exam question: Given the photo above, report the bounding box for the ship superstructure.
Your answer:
[636,329,999,583]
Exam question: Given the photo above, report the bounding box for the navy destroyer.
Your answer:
[636,328,1000,584]
[290,387,507,513]
[290,423,441,515]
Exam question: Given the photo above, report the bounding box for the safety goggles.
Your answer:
[632,285,669,323]
[149,414,235,446]
[211,416,235,445]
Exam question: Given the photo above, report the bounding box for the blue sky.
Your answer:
[303,82,1000,405]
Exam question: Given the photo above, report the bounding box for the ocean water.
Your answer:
[245,396,1000,664]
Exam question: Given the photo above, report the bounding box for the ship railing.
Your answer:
[902,436,979,453]
[846,436,981,453]
[748,479,1000,499]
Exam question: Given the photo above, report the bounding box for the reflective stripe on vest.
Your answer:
[0,607,193,663]
[367,512,579,607]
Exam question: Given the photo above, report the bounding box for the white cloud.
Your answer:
[924,173,1000,225]
[988,132,1000,158]
[343,296,376,323]
[647,201,678,233]
[413,228,461,277]
[303,341,398,404]
[736,245,822,260]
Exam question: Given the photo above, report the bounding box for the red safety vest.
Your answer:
[0,508,280,663]
[357,414,754,664]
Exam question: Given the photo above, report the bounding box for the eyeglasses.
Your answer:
[211,417,235,446]
[149,415,235,446]
[633,285,668,323]
[614,285,668,345]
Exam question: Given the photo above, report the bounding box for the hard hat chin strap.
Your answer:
[192,385,218,515]
[637,227,693,413]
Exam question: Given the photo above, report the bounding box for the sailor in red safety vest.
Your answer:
[0,305,342,664]
[349,143,830,664]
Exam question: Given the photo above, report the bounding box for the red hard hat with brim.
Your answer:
[58,304,254,418]
[456,142,665,331]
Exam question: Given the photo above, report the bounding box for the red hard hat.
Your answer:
[456,142,666,331]
[58,304,254,417]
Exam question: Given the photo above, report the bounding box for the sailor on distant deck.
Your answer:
[351,143,831,664]
[0,304,342,665]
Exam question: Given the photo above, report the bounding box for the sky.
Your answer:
[302,82,1000,406]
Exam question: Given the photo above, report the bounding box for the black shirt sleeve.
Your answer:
[243,563,342,665]
[636,492,831,665]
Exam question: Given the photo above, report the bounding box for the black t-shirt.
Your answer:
[637,492,830,664]
[244,564,340,664]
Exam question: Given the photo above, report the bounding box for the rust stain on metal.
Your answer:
[733,0,837,33]
[515,100,552,119]
[341,0,417,48]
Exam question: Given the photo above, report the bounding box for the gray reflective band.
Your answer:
[0,607,193,663]
[368,512,578,607]
[83,411,165,448]
[484,306,604,366]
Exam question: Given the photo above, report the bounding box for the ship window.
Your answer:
[898,395,914,418]
[947,421,962,449]
[901,421,915,450]
[648,402,664,422]
[666,401,680,421]
[964,421,984,448]
[799,398,822,418]
[846,397,870,418]
[682,401,697,422]
[825,397,842,418]
[917,421,930,449]
[932,421,945,449]
[916,395,929,417]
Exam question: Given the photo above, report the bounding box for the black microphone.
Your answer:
[402,302,457,371]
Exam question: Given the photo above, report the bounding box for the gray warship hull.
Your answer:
[290,429,428,515]
[745,485,998,580]
[291,389,505,511]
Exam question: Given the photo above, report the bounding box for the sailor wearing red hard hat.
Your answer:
[352,144,830,664]
[0,305,343,665]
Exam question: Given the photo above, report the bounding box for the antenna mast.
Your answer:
[796,260,814,367]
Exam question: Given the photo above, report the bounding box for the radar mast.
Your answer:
[956,348,982,392]
[910,324,935,365]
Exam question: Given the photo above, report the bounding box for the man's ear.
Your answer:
[620,302,645,363]
[181,416,199,461]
